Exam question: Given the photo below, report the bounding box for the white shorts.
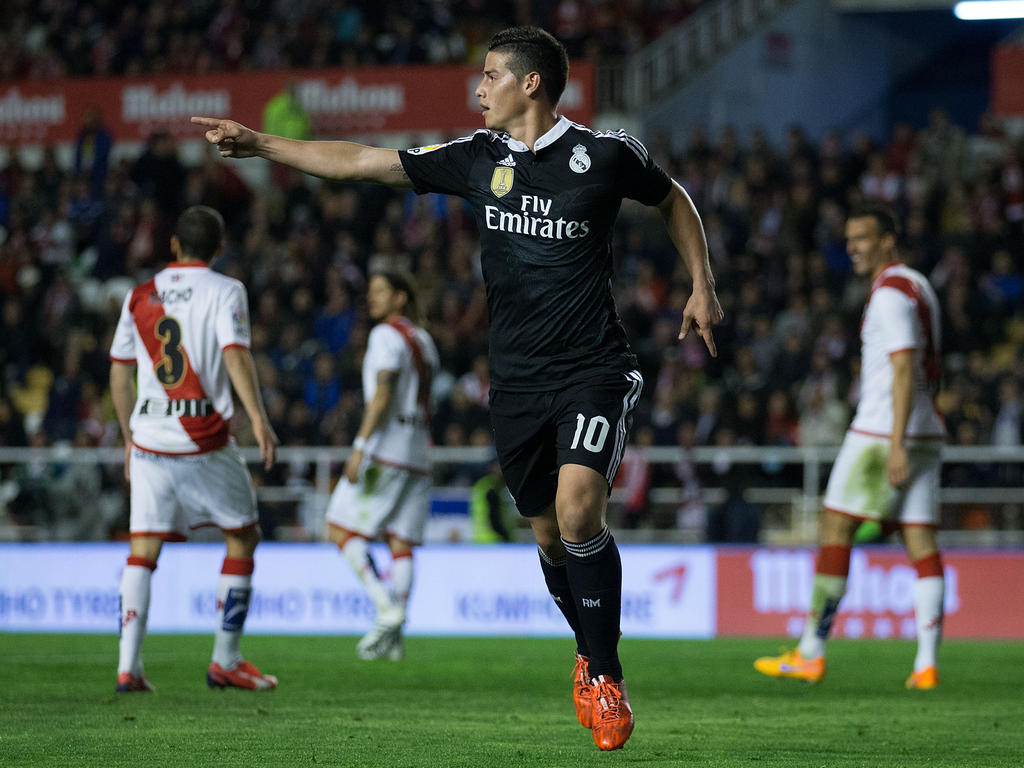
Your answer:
[822,430,942,527]
[325,458,431,545]
[129,443,258,540]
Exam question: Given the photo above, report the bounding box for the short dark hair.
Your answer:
[175,206,224,261]
[487,26,569,106]
[372,269,421,322]
[848,204,898,239]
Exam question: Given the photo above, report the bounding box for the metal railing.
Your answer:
[598,0,799,112]
[1,444,1022,545]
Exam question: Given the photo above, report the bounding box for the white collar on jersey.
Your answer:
[504,115,573,153]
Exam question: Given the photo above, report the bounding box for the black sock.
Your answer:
[538,548,589,657]
[563,528,622,681]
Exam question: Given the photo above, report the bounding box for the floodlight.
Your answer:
[954,1,1024,19]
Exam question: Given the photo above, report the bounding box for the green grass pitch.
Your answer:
[1,634,1021,767]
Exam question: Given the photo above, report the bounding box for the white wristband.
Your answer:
[352,437,368,452]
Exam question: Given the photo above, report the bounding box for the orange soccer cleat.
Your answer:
[905,666,939,690]
[590,675,634,751]
[206,659,278,690]
[753,648,826,683]
[116,672,155,693]
[572,653,593,728]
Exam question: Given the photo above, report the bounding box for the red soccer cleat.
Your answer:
[116,672,155,693]
[206,660,278,690]
[572,653,593,728]
[590,675,634,751]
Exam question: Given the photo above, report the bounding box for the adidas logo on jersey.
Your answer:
[498,154,516,167]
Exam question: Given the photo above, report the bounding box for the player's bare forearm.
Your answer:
[659,181,714,289]
[223,347,269,426]
[260,135,411,186]
[190,116,411,187]
[889,350,914,448]
[888,350,914,487]
[224,347,278,468]
[659,181,724,353]
[109,362,137,444]
[345,372,396,482]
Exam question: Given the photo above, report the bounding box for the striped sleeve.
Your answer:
[611,130,672,206]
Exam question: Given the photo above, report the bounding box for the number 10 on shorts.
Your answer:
[570,414,610,453]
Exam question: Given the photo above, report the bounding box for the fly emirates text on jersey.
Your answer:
[484,195,591,240]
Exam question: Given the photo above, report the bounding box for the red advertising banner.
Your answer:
[717,547,1024,639]
[0,62,593,146]
[992,46,1024,116]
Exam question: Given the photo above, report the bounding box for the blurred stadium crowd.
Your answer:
[0,2,1022,540]
[0,0,697,80]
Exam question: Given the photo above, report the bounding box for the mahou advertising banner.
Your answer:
[0,61,594,145]
[717,547,1024,639]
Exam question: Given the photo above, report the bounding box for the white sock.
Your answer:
[797,574,847,660]
[913,576,944,672]
[391,553,414,612]
[118,558,155,676]
[797,620,827,661]
[212,557,253,669]
[341,537,395,612]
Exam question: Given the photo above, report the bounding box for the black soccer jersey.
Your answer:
[400,116,672,392]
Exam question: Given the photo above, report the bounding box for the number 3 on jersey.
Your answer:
[154,316,187,388]
[570,413,610,453]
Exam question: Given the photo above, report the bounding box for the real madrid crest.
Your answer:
[569,144,591,174]
[490,167,515,198]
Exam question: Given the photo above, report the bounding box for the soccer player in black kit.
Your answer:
[194,26,722,751]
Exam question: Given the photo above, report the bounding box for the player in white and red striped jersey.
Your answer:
[325,270,439,661]
[109,206,279,693]
[756,205,947,690]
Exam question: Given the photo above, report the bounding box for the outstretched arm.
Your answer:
[191,117,413,188]
[223,346,279,470]
[658,180,724,356]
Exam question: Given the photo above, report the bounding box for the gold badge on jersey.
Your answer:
[490,167,515,198]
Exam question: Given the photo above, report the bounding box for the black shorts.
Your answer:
[489,370,644,517]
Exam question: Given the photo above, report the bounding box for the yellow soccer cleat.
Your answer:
[905,666,939,690]
[754,649,826,683]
